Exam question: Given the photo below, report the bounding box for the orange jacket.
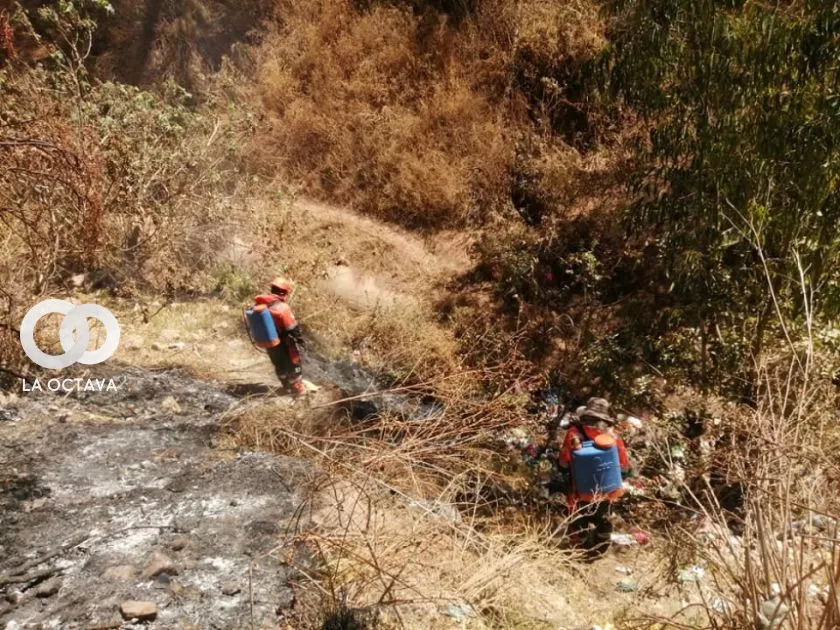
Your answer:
[254,294,298,333]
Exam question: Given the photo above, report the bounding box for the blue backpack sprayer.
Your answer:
[571,433,624,501]
[244,304,280,348]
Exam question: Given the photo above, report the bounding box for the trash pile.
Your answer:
[499,402,655,502]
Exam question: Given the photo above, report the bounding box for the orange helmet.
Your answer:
[269,277,292,298]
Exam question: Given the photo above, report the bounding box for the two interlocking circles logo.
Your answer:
[20,300,120,369]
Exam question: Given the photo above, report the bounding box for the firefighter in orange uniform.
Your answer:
[253,278,305,395]
[557,397,629,555]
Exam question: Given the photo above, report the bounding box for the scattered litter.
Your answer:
[811,515,835,531]
[501,427,531,450]
[670,444,686,460]
[770,583,781,596]
[440,602,476,623]
[610,533,638,546]
[677,565,705,583]
[615,578,638,593]
[708,596,732,614]
[632,531,650,545]
[757,597,789,629]
[623,480,646,496]
[615,565,633,575]
[658,481,681,501]
[669,463,686,482]
[626,416,643,429]
[808,584,829,602]
[408,499,462,523]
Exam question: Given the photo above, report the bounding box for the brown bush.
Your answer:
[248,0,605,230]
[0,56,253,381]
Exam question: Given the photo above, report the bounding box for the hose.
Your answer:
[242,307,263,352]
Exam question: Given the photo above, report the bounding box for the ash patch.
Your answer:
[0,367,310,629]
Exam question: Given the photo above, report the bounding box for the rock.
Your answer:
[151,342,164,351]
[119,600,157,621]
[439,602,475,623]
[0,391,18,405]
[221,581,241,596]
[615,578,637,593]
[158,329,180,342]
[34,578,61,598]
[408,499,462,523]
[166,477,188,492]
[170,536,189,551]
[160,396,182,414]
[758,597,789,629]
[276,589,296,610]
[168,342,187,351]
[23,497,48,512]
[5,590,24,604]
[102,565,137,582]
[141,551,178,580]
[174,518,198,533]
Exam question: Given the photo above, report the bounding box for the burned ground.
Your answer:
[1,367,311,629]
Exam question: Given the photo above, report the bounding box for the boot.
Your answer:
[289,379,306,395]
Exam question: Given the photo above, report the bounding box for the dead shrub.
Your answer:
[0,16,256,377]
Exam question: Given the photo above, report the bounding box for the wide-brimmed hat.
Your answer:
[579,397,614,424]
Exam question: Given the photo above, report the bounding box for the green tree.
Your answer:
[604,0,840,395]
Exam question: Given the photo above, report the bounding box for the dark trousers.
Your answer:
[569,500,612,556]
[267,340,302,386]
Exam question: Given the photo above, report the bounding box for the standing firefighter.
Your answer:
[558,397,629,555]
[251,278,305,395]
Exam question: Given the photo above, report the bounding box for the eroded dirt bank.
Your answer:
[1,367,311,629]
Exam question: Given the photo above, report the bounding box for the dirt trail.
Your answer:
[296,199,472,280]
[294,199,472,311]
[0,367,310,629]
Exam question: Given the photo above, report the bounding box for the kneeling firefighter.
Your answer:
[246,278,306,395]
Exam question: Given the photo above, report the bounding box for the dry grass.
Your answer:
[226,390,589,629]
[647,370,840,629]
[211,191,466,385]
[644,251,840,630]
[0,44,259,382]
[247,0,607,230]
